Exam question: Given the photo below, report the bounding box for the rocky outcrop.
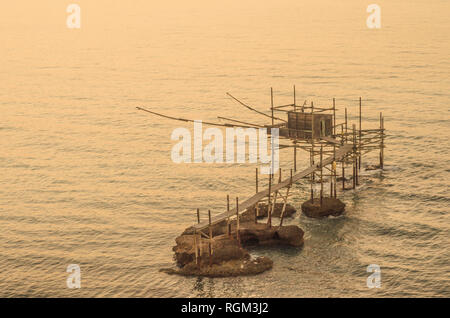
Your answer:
[166,220,304,277]
[301,197,345,218]
[161,256,273,278]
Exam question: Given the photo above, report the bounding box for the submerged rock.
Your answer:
[162,256,273,278]
[301,197,345,218]
[170,221,304,277]
[239,223,304,247]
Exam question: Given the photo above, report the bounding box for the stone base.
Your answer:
[301,197,345,218]
[253,203,296,219]
[161,256,273,278]
[167,221,304,277]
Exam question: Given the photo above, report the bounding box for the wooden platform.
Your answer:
[193,143,354,231]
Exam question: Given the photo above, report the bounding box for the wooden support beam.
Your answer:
[208,210,212,266]
[359,97,362,170]
[255,168,258,193]
[352,124,356,189]
[294,142,297,172]
[268,175,272,227]
[380,112,384,169]
[194,229,198,265]
[236,197,240,244]
[293,85,296,112]
[310,147,314,200]
[320,145,323,207]
[333,98,336,136]
[271,88,274,126]
[279,187,291,227]
[345,108,348,143]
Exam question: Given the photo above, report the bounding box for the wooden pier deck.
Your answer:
[193,143,354,231]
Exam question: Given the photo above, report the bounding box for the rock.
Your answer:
[170,221,304,277]
[301,197,345,218]
[251,203,296,219]
[181,203,297,238]
[173,234,247,267]
[163,256,273,277]
[239,223,304,247]
[365,164,381,171]
[275,225,305,247]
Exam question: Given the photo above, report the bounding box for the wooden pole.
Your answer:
[196,208,200,224]
[310,147,314,201]
[208,210,212,239]
[236,197,240,244]
[345,108,348,143]
[333,98,336,136]
[279,168,282,183]
[320,145,323,207]
[330,167,333,197]
[311,101,315,140]
[194,229,198,265]
[352,124,356,189]
[268,174,272,227]
[293,85,296,112]
[294,142,297,172]
[255,168,258,193]
[333,147,337,198]
[271,87,274,127]
[380,112,384,169]
[208,210,212,266]
[381,116,384,168]
[356,157,359,185]
[279,187,290,227]
[359,97,362,170]
[226,194,230,236]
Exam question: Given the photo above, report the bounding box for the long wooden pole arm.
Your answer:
[226,92,286,122]
[136,107,257,129]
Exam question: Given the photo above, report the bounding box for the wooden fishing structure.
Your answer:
[137,86,386,266]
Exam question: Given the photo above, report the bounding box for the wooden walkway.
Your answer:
[193,143,354,231]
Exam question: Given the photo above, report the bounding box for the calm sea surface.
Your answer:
[1,0,449,297]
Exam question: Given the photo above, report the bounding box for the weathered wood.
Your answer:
[226,92,286,122]
[293,85,296,112]
[236,197,240,244]
[359,97,362,170]
[279,187,291,226]
[208,210,212,266]
[192,143,353,231]
[271,88,274,126]
[255,168,258,193]
[268,174,272,227]
[294,142,297,172]
[320,145,323,207]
